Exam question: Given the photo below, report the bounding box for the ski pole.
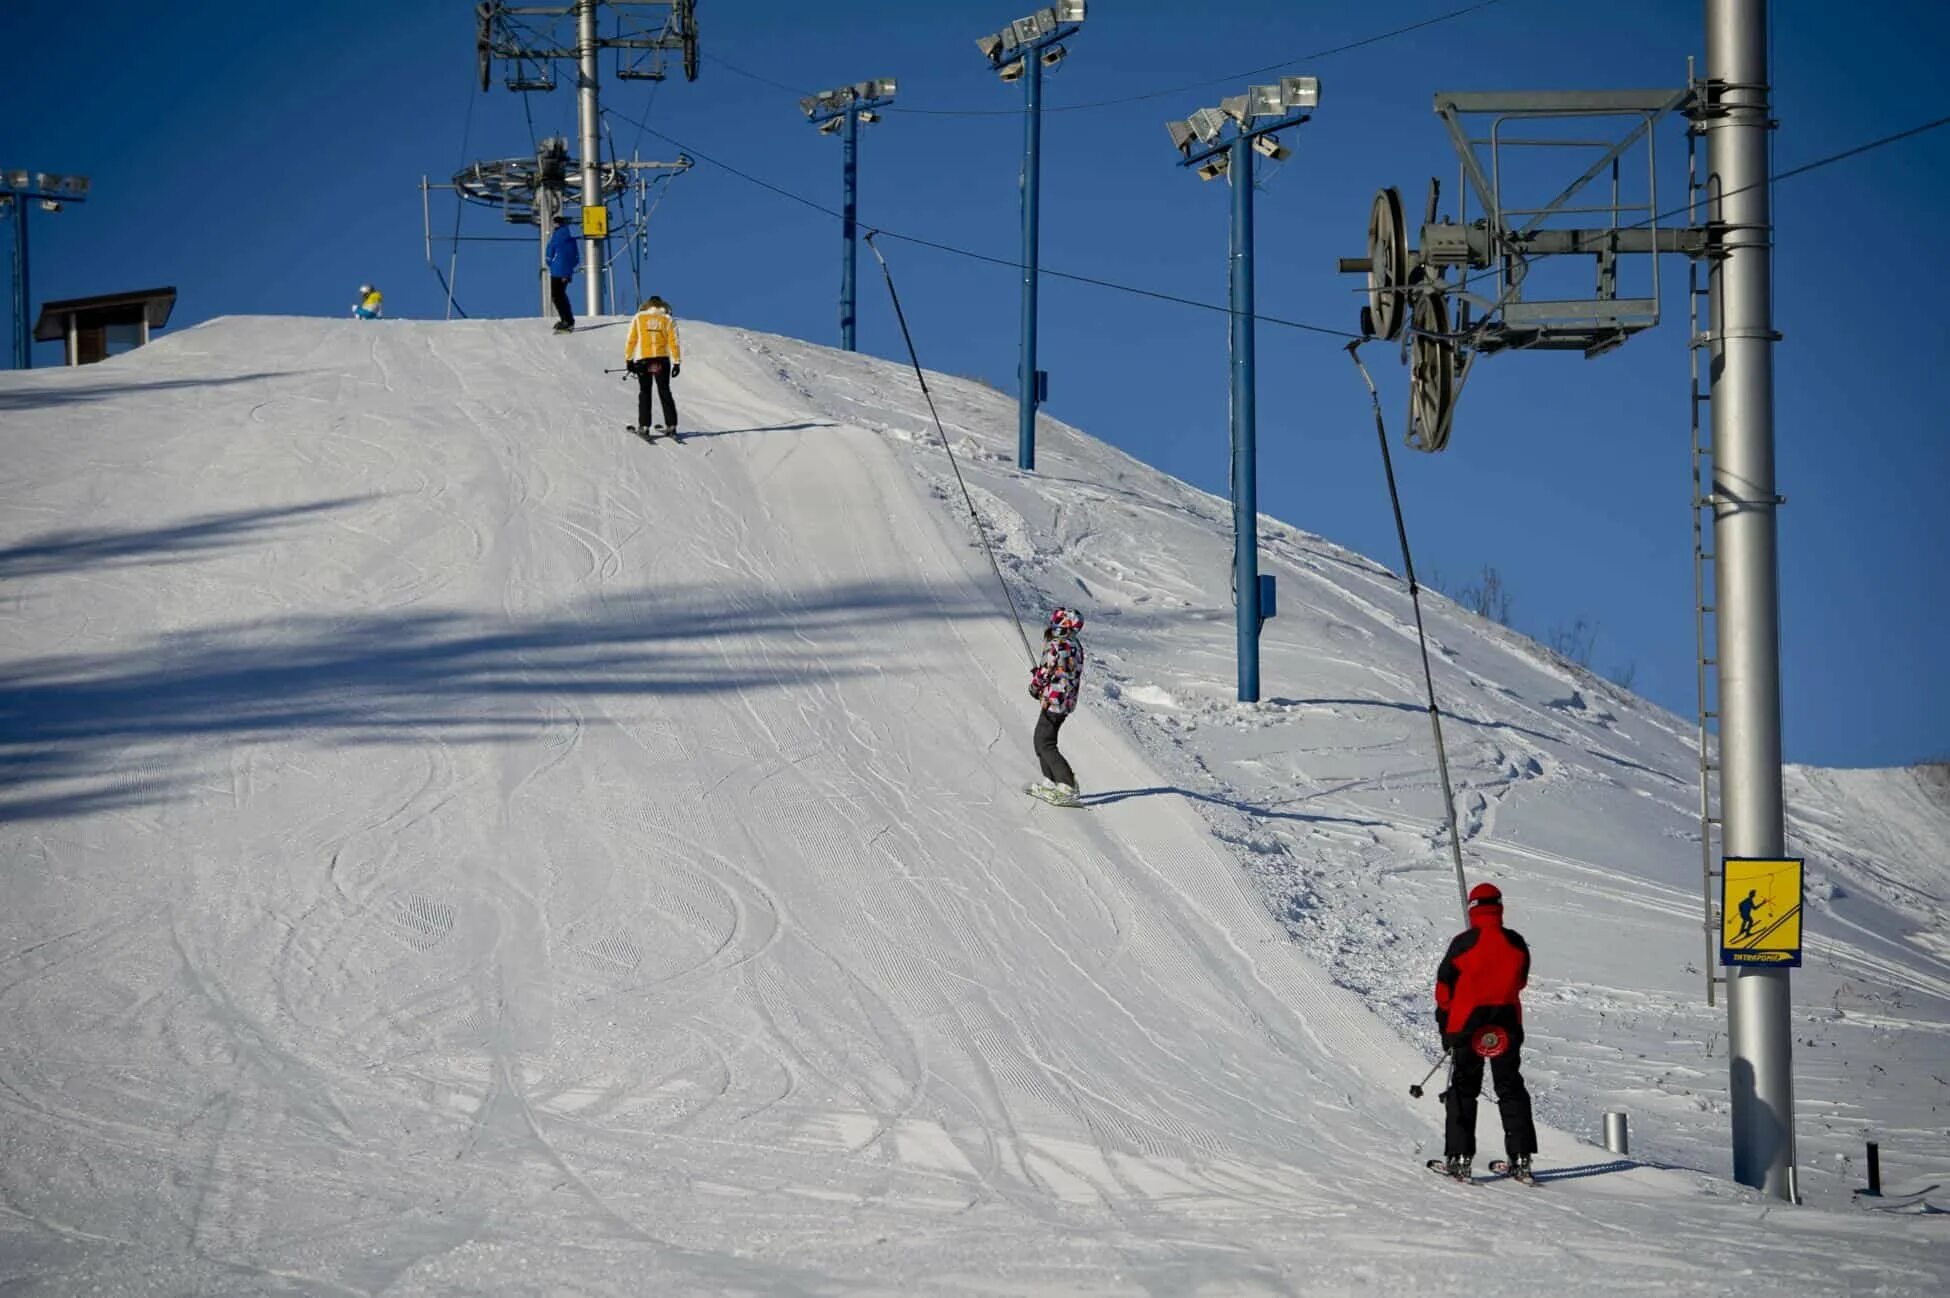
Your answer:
[1409,1050,1449,1099]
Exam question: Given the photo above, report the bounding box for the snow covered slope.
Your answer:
[1,316,1943,1296]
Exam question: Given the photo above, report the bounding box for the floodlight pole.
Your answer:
[1175,104,1309,701]
[1707,0,1794,1202]
[1017,50,1045,471]
[841,105,860,350]
[576,0,605,317]
[1227,130,1261,702]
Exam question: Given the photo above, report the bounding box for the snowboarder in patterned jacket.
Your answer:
[1027,607,1084,805]
[1433,881,1539,1180]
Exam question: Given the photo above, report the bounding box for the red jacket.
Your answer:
[1434,903,1530,1039]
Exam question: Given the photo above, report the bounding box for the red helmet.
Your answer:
[1468,882,1502,906]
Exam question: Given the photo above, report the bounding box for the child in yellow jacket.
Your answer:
[624,295,682,436]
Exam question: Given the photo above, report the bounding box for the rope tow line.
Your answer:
[1347,340,1472,923]
[865,231,1038,669]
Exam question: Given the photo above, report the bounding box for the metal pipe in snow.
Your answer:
[1604,1110,1630,1156]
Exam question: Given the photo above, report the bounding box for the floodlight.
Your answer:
[998,58,1025,82]
[873,78,897,99]
[1247,84,1283,120]
[65,175,90,198]
[1280,75,1320,109]
[36,173,58,193]
[976,33,1004,61]
[800,95,819,117]
[1012,13,1050,44]
[1187,107,1226,143]
[4,169,30,191]
[1254,133,1291,161]
[1054,0,1085,20]
[858,110,880,124]
[854,81,875,100]
[1196,156,1229,181]
[39,199,62,212]
[1166,120,1197,154]
[1220,94,1249,124]
[817,117,842,135]
[1040,44,1066,68]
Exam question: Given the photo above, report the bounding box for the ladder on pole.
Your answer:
[1687,100,1727,1007]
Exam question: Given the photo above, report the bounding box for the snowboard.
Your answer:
[1023,782,1082,809]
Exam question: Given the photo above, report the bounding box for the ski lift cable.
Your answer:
[864,230,1039,669]
[603,108,1362,342]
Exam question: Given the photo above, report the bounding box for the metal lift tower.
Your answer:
[475,0,699,317]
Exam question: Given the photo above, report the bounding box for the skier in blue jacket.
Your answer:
[545,215,580,333]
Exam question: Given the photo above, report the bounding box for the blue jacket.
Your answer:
[546,225,580,279]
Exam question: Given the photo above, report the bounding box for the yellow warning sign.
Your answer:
[580,205,608,238]
[1721,858,1803,968]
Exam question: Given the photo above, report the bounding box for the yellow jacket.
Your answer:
[360,290,382,313]
[625,305,681,363]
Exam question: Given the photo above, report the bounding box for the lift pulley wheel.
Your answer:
[1366,187,1410,342]
[1406,292,1457,453]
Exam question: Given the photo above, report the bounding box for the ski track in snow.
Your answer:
[0,316,1943,1296]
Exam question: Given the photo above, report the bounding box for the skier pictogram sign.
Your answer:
[1721,858,1803,968]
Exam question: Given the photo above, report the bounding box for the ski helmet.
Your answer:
[359,284,373,295]
[1047,607,1083,634]
[1468,882,1502,906]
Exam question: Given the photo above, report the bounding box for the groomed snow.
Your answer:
[1,316,1943,1296]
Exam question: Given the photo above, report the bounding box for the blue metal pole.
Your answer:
[1229,134,1259,702]
[1018,52,1043,471]
[11,198,28,370]
[840,106,859,351]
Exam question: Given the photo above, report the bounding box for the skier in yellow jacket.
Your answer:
[624,295,682,438]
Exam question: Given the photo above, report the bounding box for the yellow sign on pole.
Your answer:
[580,205,608,238]
[1721,857,1803,967]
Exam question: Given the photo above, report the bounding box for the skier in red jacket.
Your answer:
[1433,881,1539,1181]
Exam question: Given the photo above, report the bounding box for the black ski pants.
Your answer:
[1034,708,1075,788]
[1442,1040,1538,1161]
[631,358,678,429]
[550,275,575,328]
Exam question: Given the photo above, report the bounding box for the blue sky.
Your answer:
[5,0,1946,767]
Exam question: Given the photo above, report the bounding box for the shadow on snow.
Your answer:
[0,579,987,821]
[0,371,295,413]
[0,499,370,579]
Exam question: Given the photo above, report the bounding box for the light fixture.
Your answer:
[1254,133,1291,161]
[1053,0,1085,19]
[1280,75,1320,109]
[39,199,61,213]
[1165,120,1196,154]
[1220,94,1249,124]
[799,95,819,117]
[872,78,896,99]
[1196,156,1229,181]
[3,169,29,191]
[1040,43,1066,67]
[1187,107,1226,143]
[998,58,1025,82]
[976,33,1004,61]
[1247,84,1283,121]
[817,117,842,135]
[858,110,880,124]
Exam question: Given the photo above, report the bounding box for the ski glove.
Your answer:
[671,363,681,378]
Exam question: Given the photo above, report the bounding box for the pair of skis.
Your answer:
[1426,1158,1538,1186]
[626,424,682,444]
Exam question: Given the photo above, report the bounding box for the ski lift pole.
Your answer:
[865,230,1037,668]
[1348,341,1471,922]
